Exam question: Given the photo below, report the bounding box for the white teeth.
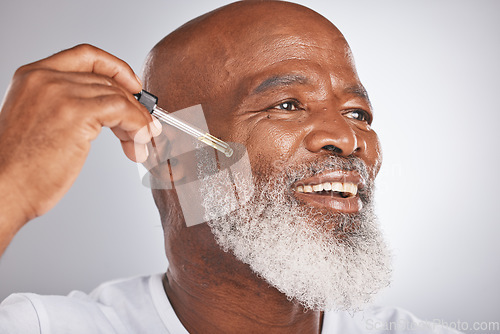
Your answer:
[343,183,358,196]
[295,182,358,197]
[322,182,332,191]
[331,182,343,192]
[303,185,313,193]
[312,184,323,192]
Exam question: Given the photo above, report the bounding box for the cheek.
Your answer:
[362,130,382,178]
[245,120,304,174]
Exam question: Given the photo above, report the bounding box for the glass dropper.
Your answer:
[135,90,233,158]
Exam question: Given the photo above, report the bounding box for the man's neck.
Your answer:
[162,239,323,333]
[154,191,324,333]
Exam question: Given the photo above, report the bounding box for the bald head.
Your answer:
[143,1,351,117]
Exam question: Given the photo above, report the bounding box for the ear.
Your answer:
[143,105,210,187]
[143,126,194,188]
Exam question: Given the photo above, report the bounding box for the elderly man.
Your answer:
[0,1,460,333]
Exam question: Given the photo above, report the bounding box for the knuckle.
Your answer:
[94,75,118,88]
[107,94,130,110]
[72,43,98,58]
[19,68,51,88]
[74,43,95,52]
[13,64,32,78]
[100,75,115,87]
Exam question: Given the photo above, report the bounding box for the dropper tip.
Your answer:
[225,148,234,158]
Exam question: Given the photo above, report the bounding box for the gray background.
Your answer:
[1,0,499,330]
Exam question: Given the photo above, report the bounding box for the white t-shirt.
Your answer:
[0,274,461,333]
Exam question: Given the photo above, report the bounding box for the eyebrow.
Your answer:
[344,85,370,102]
[251,74,372,104]
[252,74,309,94]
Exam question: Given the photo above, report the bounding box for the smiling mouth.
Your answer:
[295,181,357,198]
[291,171,364,213]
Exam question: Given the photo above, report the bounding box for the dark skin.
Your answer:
[0,45,160,257]
[0,1,382,333]
[144,1,382,333]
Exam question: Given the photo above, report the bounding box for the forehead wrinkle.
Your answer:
[252,74,309,95]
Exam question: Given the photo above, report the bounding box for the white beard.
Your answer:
[197,150,392,311]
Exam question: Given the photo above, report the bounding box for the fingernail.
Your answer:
[151,118,162,136]
[139,145,149,163]
[134,126,150,144]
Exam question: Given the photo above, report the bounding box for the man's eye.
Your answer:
[270,101,300,111]
[345,109,370,122]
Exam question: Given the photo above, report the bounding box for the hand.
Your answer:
[0,44,161,251]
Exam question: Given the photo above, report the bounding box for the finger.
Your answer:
[13,69,145,114]
[46,70,121,91]
[59,78,159,132]
[76,82,163,136]
[24,44,141,93]
[141,141,160,173]
[111,119,162,143]
[111,125,152,144]
[77,81,149,114]
[121,140,149,163]
[11,68,155,136]
[81,93,151,130]
[36,80,157,143]
[151,118,163,137]
[111,127,132,142]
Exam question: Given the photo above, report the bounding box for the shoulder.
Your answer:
[323,305,464,334]
[0,291,118,333]
[0,293,41,333]
[0,274,165,334]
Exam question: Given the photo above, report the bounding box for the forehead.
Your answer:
[225,27,354,72]
[221,31,363,103]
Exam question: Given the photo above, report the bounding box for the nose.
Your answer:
[303,112,361,157]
